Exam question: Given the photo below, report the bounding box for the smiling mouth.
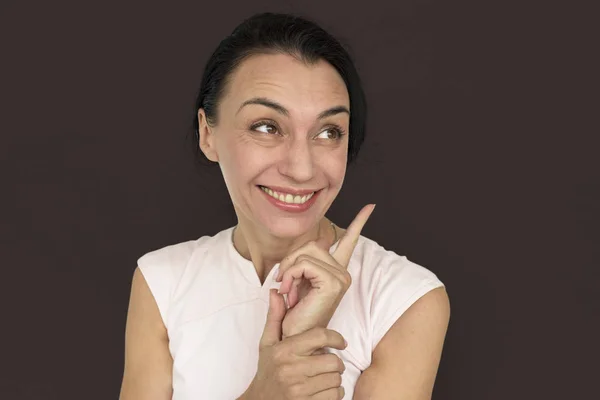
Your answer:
[258,185,318,205]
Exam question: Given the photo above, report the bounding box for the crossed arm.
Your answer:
[120,269,449,400]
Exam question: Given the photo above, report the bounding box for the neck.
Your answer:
[232,214,336,284]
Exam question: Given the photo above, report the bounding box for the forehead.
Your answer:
[223,53,349,112]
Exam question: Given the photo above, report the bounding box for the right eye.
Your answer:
[250,121,279,135]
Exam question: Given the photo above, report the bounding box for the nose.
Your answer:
[277,136,314,182]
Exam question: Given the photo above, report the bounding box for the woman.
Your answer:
[120,12,450,400]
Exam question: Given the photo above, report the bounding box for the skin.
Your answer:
[197,52,351,283]
[120,52,450,400]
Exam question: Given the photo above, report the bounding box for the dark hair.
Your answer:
[191,12,367,165]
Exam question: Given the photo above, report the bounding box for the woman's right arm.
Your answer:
[119,267,173,400]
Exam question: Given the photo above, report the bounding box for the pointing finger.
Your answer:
[332,204,375,266]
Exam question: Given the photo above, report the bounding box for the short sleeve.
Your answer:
[370,253,445,350]
[137,240,199,330]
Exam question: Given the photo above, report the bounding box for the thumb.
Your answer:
[259,289,286,348]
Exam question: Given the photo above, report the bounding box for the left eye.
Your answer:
[316,128,343,140]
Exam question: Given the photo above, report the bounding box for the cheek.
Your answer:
[216,135,264,183]
[316,148,347,188]
[330,161,347,189]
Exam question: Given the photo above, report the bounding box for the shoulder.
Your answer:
[347,235,443,288]
[137,235,211,268]
[344,235,446,348]
[137,227,232,273]
[134,227,234,326]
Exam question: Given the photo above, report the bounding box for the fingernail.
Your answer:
[344,339,348,347]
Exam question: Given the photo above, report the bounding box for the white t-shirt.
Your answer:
[138,226,444,399]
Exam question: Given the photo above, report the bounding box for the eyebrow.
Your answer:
[236,97,350,119]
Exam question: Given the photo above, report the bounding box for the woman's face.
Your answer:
[199,53,350,238]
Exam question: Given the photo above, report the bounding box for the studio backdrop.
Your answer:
[1,0,597,399]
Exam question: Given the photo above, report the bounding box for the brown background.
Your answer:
[1,0,598,399]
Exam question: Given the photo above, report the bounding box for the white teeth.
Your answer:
[260,186,315,205]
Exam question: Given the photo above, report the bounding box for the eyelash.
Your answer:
[249,120,346,140]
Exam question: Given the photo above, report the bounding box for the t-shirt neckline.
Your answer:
[226,225,342,288]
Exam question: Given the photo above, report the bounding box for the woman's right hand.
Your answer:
[241,289,347,400]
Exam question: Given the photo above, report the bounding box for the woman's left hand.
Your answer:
[276,204,375,339]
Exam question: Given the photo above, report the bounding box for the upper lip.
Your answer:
[259,185,320,196]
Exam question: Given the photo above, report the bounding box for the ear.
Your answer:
[197,109,219,162]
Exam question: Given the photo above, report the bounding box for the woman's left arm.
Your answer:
[353,286,450,400]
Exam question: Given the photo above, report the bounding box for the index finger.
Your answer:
[332,204,375,266]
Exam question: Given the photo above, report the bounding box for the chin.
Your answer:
[261,215,316,239]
